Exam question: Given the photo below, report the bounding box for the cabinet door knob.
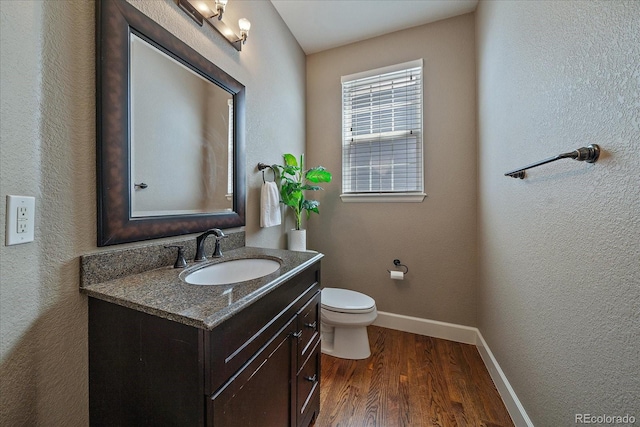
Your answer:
[291,330,303,338]
[304,374,317,383]
[304,321,317,329]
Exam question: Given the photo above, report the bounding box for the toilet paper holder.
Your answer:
[388,259,409,274]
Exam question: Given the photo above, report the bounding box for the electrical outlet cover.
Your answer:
[5,195,35,245]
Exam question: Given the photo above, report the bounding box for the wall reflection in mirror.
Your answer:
[130,34,233,217]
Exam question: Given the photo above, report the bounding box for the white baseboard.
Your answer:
[373,311,533,427]
[373,311,478,344]
[474,330,534,427]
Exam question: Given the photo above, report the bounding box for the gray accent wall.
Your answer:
[476,1,640,425]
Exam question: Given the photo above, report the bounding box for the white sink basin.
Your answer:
[182,258,282,285]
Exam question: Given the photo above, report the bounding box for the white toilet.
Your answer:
[321,287,377,360]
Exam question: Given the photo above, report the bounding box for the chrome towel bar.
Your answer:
[505,144,600,179]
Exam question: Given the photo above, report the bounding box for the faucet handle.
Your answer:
[212,234,228,258]
[164,245,187,268]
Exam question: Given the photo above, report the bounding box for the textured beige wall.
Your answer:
[0,0,304,424]
[306,14,477,325]
[1,1,94,424]
[476,1,640,424]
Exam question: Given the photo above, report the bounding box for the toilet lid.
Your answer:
[321,288,376,314]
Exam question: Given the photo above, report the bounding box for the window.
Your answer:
[341,59,426,202]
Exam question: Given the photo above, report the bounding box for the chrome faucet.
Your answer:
[194,228,227,261]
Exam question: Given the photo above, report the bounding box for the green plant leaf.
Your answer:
[281,189,302,211]
[283,153,298,167]
[281,170,299,182]
[306,167,332,183]
[302,199,320,216]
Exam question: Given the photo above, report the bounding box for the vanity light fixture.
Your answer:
[177,0,251,51]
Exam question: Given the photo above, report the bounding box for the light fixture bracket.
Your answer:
[177,0,245,51]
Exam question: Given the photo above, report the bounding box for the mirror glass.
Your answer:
[130,34,233,217]
[96,0,246,246]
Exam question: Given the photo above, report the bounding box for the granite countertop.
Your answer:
[80,247,323,330]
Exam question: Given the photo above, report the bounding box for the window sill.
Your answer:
[340,193,427,203]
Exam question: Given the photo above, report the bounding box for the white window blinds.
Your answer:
[341,59,425,201]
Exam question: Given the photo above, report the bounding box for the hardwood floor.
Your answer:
[312,326,514,427]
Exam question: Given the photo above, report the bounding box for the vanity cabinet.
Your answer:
[88,261,321,427]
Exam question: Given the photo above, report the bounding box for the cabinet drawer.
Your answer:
[206,262,320,394]
[296,290,320,372]
[296,340,321,427]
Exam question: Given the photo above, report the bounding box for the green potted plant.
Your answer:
[276,153,332,251]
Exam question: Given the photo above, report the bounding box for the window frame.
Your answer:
[340,59,426,203]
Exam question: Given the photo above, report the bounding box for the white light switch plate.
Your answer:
[5,195,35,245]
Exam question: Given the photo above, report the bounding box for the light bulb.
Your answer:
[238,18,251,33]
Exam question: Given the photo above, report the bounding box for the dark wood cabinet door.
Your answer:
[210,317,296,427]
[89,298,204,427]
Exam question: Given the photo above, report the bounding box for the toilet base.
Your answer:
[321,323,371,360]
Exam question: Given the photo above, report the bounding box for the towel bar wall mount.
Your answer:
[505,144,600,179]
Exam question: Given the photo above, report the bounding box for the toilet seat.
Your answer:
[321,288,376,314]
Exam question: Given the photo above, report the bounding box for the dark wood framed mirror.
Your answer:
[96,0,245,246]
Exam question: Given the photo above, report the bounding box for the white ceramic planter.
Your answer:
[288,229,306,252]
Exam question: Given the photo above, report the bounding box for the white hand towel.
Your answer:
[260,181,281,228]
